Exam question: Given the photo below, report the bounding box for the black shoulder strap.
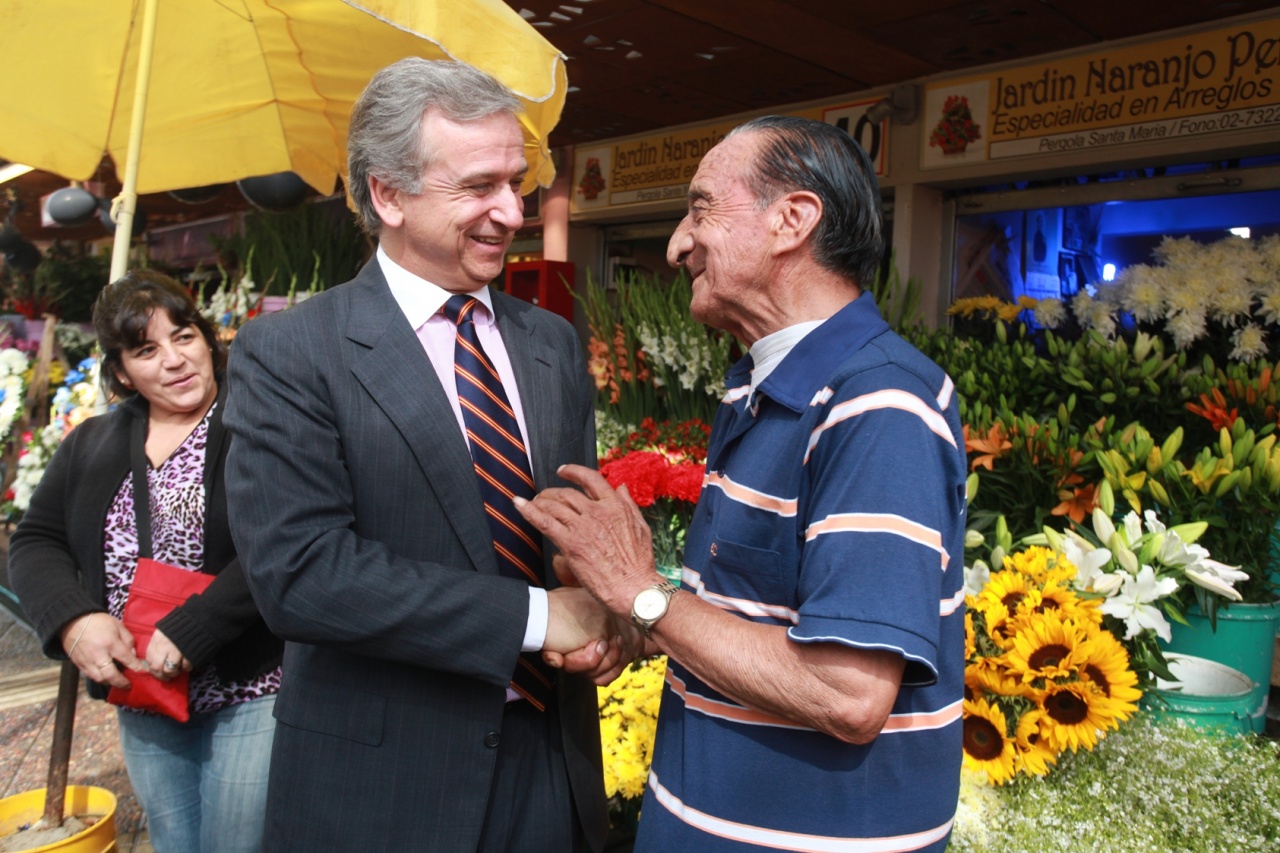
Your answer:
[129,412,152,560]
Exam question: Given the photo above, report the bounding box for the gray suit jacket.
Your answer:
[224,259,605,851]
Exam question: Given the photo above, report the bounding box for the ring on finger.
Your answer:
[162,658,178,672]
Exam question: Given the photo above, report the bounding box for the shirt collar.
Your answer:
[754,291,890,412]
[746,320,824,408]
[377,245,496,329]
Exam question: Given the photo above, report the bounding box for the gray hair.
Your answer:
[347,58,522,234]
[727,116,884,289]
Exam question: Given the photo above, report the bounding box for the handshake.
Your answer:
[522,464,670,685]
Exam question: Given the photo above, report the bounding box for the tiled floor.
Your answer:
[0,604,152,851]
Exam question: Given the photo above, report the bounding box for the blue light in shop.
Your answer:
[1102,263,1116,281]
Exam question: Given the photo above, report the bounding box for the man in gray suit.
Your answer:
[224,58,623,852]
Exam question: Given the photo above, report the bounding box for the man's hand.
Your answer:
[544,587,638,684]
[59,612,143,690]
[516,464,662,615]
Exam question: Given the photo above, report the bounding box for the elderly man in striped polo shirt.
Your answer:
[519,115,967,853]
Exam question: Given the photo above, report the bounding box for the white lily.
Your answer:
[1060,536,1113,590]
[963,560,991,597]
[1157,530,1210,567]
[1143,509,1166,535]
[1092,572,1126,595]
[1115,545,1140,575]
[1092,508,1116,545]
[1099,565,1179,642]
[1122,511,1144,545]
[1185,567,1244,601]
[964,529,985,549]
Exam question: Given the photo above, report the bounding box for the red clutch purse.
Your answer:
[107,558,214,722]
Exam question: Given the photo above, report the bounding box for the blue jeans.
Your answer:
[117,694,276,853]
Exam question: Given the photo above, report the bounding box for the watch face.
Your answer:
[634,588,668,621]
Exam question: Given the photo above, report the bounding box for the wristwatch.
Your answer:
[630,581,680,637]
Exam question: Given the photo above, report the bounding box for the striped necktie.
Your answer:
[444,294,554,710]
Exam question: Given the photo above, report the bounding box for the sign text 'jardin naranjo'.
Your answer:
[923,16,1280,166]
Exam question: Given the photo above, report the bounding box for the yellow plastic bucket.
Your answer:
[0,786,117,852]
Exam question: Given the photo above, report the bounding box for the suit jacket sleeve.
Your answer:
[224,303,531,689]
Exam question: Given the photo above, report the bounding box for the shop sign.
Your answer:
[571,102,889,214]
[921,16,1280,169]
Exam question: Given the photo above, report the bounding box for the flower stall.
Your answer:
[585,246,1280,846]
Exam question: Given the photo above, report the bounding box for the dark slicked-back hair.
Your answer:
[93,269,225,400]
[728,115,884,289]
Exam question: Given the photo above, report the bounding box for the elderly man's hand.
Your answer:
[516,464,664,615]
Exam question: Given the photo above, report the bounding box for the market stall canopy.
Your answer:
[0,0,567,197]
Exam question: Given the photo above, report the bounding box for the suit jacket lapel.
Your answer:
[344,262,499,575]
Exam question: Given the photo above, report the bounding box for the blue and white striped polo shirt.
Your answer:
[636,292,967,853]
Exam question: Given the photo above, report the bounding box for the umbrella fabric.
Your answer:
[0,0,566,195]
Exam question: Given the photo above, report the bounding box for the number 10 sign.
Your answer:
[822,99,889,177]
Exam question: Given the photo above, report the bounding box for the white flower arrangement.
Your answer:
[964,480,1245,688]
[0,347,30,448]
[7,423,67,515]
[4,356,104,518]
[634,321,731,403]
[1034,235,1280,360]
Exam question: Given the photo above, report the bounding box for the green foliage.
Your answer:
[1091,418,1280,603]
[577,269,732,434]
[868,251,922,331]
[213,201,369,294]
[32,243,110,322]
[950,716,1280,852]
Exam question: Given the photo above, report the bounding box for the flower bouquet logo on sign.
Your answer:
[578,157,606,200]
[930,95,983,155]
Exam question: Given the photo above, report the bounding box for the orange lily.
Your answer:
[1051,482,1098,524]
[1186,388,1238,432]
[965,423,1013,471]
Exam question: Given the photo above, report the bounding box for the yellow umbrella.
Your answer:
[0,0,567,278]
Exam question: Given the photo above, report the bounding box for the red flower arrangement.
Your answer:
[929,95,982,155]
[598,418,710,573]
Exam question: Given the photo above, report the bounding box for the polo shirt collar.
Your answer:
[755,291,890,413]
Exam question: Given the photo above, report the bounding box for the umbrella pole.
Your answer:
[41,661,81,826]
[109,0,160,283]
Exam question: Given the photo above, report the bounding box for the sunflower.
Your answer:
[977,569,1033,618]
[1077,628,1143,719]
[1006,546,1057,583]
[1038,681,1112,753]
[967,656,1033,700]
[1013,707,1058,777]
[964,611,977,660]
[962,697,1018,784]
[1035,578,1103,627]
[1005,610,1087,685]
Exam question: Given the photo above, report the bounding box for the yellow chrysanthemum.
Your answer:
[1013,707,1058,777]
[597,656,667,799]
[1005,610,1087,685]
[962,697,1018,784]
